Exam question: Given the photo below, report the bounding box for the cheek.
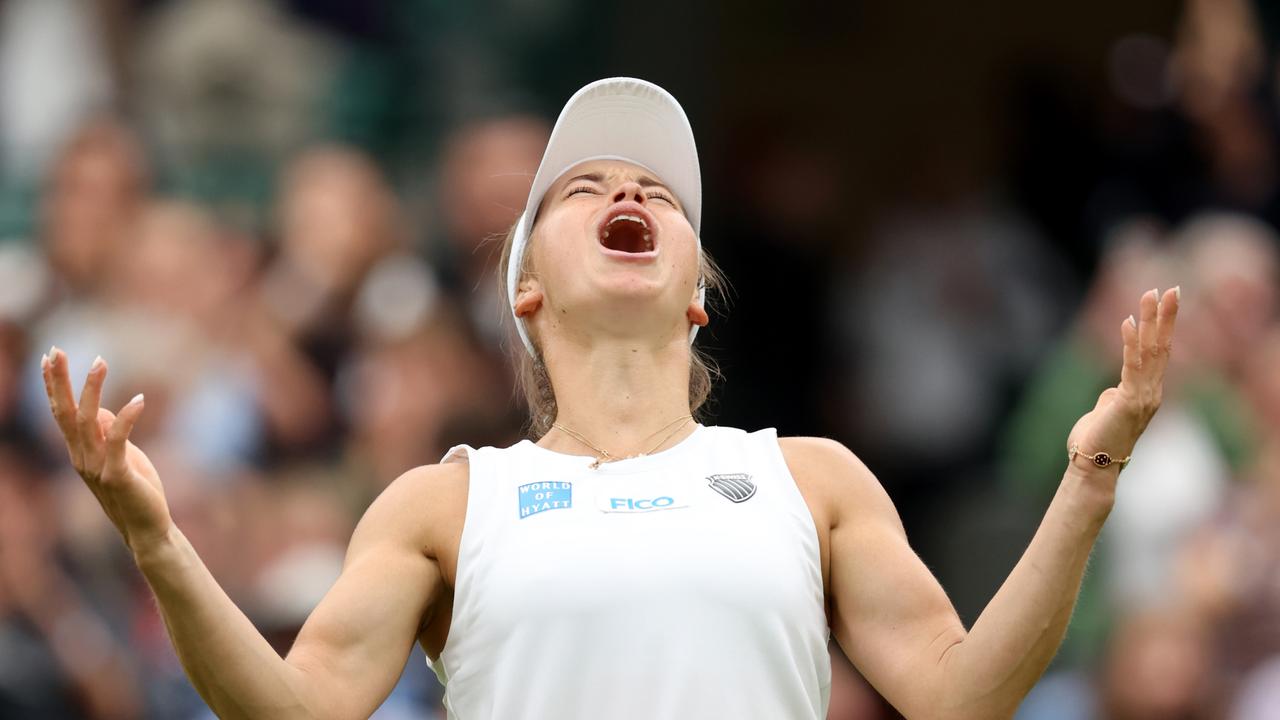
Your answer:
[669,228,702,289]
[528,219,586,292]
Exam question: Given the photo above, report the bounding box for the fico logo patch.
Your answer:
[518,482,572,518]
[596,494,689,513]
[610,496,675,511]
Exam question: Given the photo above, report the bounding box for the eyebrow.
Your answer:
[562,172,670,190]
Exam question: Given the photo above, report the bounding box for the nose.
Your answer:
[612,181,645,204]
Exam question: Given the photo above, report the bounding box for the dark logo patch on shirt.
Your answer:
[707,474,756,503]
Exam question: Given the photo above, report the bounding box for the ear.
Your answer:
[686,299,709,327]
[514,280,544,319]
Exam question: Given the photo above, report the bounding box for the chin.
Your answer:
[597,274,667,299]
[566,275,679,326]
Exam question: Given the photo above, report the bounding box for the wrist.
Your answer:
[1060,464,1118,525]
[1067,443,1131,473]
[130,524,188,573]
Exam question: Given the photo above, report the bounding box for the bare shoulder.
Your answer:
[349,460,469,561]
[777,436,901,530]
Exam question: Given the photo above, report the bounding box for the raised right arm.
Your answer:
[139,465,453,719]
[42,348,455,719]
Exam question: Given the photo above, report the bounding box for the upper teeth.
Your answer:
[608,214,647,228]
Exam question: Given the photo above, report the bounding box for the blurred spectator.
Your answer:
[24,119,150,461]
[1099,608,1214,720]
[435,114,549,345]
[1172,213,1280,384]
[1178,327,1280,700]
[834,185,1071,482]
[135,0,338,220]
[0,445,144,719]
[113,200,263,474]
[256,144,405,462]
[271,145,403,312]
[1171,0,1277,215]
[1018,607,1213,720]
[40,119,148,300]
[339,311,517,490]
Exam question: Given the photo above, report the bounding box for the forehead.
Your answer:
[549,158,670,189]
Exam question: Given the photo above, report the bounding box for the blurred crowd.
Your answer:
[1,0,1280,718]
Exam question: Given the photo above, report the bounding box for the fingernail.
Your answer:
[40,353,48,369]
[90,356,104,371]
[48,346,58,363]
[128,393,144,406]
[1128,314,1137,328]
[1174,285,1181,301]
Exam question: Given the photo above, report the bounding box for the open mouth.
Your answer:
[598,211,655,254]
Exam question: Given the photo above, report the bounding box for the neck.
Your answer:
[539,333,696,460]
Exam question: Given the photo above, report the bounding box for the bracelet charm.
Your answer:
[1068,444,1131,472]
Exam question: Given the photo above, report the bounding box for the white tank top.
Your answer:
[428,424,831,719]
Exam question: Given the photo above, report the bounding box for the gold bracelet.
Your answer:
[1068,443,1131,473]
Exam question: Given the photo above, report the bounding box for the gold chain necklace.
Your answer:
[552,414,694,469]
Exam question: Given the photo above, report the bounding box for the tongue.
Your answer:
[601,219,649,253]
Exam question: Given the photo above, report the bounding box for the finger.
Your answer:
[75,356,108,465]
[1137,288,1159,370]
[85,408,117,501]
[43,347,79,442]
[1120,313,1140,388]
[104,394,145,479]
[1152,286,1180,374]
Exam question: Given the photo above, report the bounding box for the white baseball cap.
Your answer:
[506,77,704,356]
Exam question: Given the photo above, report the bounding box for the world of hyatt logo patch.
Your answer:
[518,481,572,518]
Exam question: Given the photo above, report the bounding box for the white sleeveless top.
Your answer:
[428,424,831,719]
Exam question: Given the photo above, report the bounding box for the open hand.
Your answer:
[1067,287,1180,474]
[41,348,172,553]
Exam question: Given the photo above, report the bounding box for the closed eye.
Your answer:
[645,189,676,205]
[567,185,600,197]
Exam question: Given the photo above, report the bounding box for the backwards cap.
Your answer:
[507,77,703,355]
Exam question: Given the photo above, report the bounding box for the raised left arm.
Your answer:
[797,287,1178,720]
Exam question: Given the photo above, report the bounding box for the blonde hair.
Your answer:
[497,221,725,438]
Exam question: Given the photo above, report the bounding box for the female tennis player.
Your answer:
[41,78,1179,719]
